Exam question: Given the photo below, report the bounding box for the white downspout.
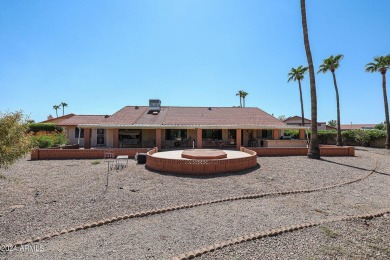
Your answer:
[77,126,81,145]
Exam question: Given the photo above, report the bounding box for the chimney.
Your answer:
[47,115,54,120]
[148,99,161,114]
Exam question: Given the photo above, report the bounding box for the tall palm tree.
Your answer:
[318,54,344,146]
[60,102,68,116]
[241,91,249,107]
[236,90,245,107]
[365,55,390,149]
[53,105,60,118]
[300,0,320,159]
[288,65,308,126]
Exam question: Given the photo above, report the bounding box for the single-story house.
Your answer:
[340,124,377,131]
[284,116,335,130]
[43,100,308,150]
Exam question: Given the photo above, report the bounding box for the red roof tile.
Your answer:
[340,124,377,130]
[87,106,288,128]
[41,114,75,124]
[161,107,286,127]
[103,106,149,125]
[58,115,106,126]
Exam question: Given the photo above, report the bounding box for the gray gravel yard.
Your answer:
[1,148,390,259]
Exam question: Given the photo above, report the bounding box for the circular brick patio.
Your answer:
[146,148,258,175]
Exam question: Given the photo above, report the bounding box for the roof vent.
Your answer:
[208,107,212,110]
[135,106,139,110]
[148,99,161,114]
[104,115,109,118]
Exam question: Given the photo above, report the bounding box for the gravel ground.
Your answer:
[0,148,389,259]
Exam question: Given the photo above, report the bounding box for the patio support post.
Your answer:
[84,128,91,149]
[156,128,162,151]
[273,129,280,140]
[299,129,305,140]
[236,128,242,149]
[113,129,119,148]
[196,128,202,149]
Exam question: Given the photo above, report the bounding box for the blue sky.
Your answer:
[0,0,389,124]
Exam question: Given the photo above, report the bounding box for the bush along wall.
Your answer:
[28,123,63,133]
[283,129,299,139]
[306,129,387,148]
[28,123,67,148]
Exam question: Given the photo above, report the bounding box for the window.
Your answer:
[202,129,222,140]
[228,129,236,144]
[165,129,187,140]
[261,130,273,139]
[97,129,105,145]
[75,128,84,138]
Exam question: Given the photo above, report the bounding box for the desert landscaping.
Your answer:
[0,148,390,259]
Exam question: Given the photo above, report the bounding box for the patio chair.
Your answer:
[104,151,115,170]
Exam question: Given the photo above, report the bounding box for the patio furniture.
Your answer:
[115,155,129,170]
[104,152,116,170]
[136,153,147,164]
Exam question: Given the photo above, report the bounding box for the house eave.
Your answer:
[76,124,308,130]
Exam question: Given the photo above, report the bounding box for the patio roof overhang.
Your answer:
[76,124,309,130]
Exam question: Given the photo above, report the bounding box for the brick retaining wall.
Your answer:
[250,145,354,157]
[145,147,258,175]
[31,145,354,160]
[31,148,151,160]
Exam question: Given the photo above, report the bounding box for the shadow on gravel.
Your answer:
[374,171,390,177]
[320,158,372,172]
[146,163,261,179]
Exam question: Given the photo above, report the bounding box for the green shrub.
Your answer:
[0,111,34,171]
[284,129,299,139]
[28,123,63,133]
[31,131,68,148]
[342,130,370,146]
[366,129,387,139]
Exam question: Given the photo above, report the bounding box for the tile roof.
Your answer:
[83,106,290,128]
[284,116,312,124]
[340,124,377,130]
[41,114,75,123]
[103,106,149,125]
[161,107,286,127]
[57,115,107,126]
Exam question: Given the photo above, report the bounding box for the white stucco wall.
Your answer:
[66,127,84,146]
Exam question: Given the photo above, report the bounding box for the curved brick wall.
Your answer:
[146,147,258,175]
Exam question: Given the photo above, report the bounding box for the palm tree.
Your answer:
[365,55,390,149]
[242,91,249,107]
[318,54,344,146]
[60,102,68,116]
[288,65,308,127]
[300,0,320,159]
[53,105,60,118]
[236,90,245,107]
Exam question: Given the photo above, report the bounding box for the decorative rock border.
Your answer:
[172,208,390,260]
[0,160,377,253]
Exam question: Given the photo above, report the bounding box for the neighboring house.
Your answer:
[284,116,331,130]
[43,114,75,124]
[340,124,377,131]
[42,99,307,149]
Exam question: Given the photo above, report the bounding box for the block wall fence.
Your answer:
[30,145,354,161]
[30,148,151,160]
[250,145,355,157]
